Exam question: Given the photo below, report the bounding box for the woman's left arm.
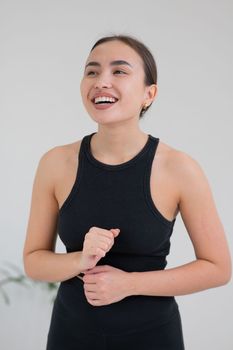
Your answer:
[129,152,232,297]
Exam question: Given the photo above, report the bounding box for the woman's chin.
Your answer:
[89,113,127,125]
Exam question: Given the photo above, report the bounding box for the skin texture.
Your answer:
[23,40,231,306]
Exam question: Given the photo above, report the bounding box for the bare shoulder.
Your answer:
[156,140,213,215]
[38,140,82,182]
[40,139,82,166]
[158,140,206,184]
[158,139,219,227]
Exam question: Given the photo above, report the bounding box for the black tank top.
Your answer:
[56,132,179,335]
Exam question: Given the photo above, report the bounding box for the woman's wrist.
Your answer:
[72,251,84,275]
[126,272,138,296]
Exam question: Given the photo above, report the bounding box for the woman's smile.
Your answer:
[93,102,118,110]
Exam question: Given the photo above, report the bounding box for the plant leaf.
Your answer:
[0,287,10,305]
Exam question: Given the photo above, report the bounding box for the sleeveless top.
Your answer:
[55,132,179,336]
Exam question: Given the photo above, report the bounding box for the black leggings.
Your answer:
[46,309,185,350]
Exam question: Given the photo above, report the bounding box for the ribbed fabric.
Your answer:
[46,132,185,348]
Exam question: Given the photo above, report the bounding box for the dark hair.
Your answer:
[90,34,157,119]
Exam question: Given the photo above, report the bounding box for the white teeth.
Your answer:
[94,96,117,104]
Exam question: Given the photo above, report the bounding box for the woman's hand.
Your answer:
[81,265,132,306]
[79,227,120,272]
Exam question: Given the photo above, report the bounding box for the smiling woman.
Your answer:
[80,35,157,120]
[23,34,231,350]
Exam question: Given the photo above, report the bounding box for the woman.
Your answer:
[23,34,232,350]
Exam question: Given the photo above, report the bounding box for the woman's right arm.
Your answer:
[23,148,83,283]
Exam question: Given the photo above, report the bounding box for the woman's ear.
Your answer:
[144,84,158,106]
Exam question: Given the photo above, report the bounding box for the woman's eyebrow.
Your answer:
[85,60,133,69]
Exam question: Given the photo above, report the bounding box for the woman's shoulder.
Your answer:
[40,139,82,163]
[35,139,83,184]
[158,140,206,182]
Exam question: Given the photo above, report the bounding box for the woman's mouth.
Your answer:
[91,97,119,110]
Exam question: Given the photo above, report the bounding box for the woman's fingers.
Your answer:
[80,227,121,271]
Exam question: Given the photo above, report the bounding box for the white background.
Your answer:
[0,0,232,349]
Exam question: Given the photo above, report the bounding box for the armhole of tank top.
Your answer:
[143,138,176,228]
[59,141,85,216]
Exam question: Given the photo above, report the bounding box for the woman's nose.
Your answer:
[94,74,112,89]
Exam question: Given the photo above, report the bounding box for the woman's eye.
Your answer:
[86,71,96,76]
[86,70,125,76]
[114,70,125,74]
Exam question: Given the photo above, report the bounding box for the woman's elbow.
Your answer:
[23,255,31,279]
[222,268,232,285]
[23,252,36,280]
[217,260,232,286]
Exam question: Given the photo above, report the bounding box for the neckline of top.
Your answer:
[84,132,157,170]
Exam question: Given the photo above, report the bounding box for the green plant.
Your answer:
[0,261,59,305]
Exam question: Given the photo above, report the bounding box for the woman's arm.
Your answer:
[128,151,232,296]
[23,148,83,283]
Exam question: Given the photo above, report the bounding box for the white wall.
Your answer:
[0,0,232,349]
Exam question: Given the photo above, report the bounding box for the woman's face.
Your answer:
[80,40,156,125]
